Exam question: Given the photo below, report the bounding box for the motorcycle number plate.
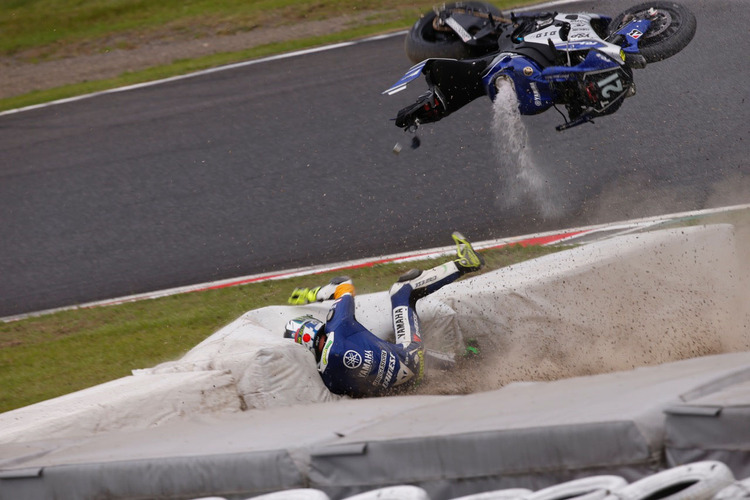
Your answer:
[446,16,473,43]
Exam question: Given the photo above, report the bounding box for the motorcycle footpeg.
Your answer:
[556,114,594,132]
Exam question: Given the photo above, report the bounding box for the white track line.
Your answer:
[0,0,588,117]
[0,35,403,117]
[4,204,748,323]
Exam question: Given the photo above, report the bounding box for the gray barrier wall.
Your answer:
[1,223,748,499]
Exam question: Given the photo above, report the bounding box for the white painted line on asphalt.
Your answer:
[4,203,748,323]
[523,0,588,10]
[0,32,405,117]
[0,0,589,117]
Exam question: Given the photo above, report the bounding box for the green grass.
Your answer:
[0,0,411,56]
[0,0,535,112]
[0,19,411,112]
[0,243,567,413]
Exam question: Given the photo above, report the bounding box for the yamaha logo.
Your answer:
[343,350,362,369]
[394,306,408,343]
[529,82,542,107]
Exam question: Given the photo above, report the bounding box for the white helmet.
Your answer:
[283,315,325,358]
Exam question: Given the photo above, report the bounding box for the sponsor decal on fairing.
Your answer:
[529,82,543,107]
[628,29,643,39]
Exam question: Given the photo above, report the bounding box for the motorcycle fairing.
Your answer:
[613,18,652,54]
[482,49,632,119]
[383,60,430,95]
[382,56,488,97]
[426,58,489,111]
[518,13,625,64]
[540,49,624,81]
[482,53,555,115]
[389,58,491,128]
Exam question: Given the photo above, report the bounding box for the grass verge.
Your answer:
[0,0,537,112]
[0,243,567,413]
[0,21,409,112]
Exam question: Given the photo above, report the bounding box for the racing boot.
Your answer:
[390,232,484,310]
[452,231,485,274]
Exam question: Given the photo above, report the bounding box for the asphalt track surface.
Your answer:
[0,0,748,317]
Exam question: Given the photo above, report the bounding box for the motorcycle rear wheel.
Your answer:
[404,2,502,64]
[608,1,697,63]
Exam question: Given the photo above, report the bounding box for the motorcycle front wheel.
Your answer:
[404,2,503,64]
[608,1,697,63]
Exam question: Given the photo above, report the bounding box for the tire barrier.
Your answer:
[342,485,430,500]
[246,490,331,500]
[527,476,628,500]
[451,489,533,500]
[714,477,750,499]
[194,462,749,499]
[606,461,735,500]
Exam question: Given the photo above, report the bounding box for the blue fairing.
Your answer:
[616,19,652,54]
[542,49,623,79]
[483,54,554,115]
[483,49,622,115]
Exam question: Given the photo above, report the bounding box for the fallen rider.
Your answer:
[283,232,484,397]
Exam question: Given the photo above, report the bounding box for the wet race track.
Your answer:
[0,0,748,316]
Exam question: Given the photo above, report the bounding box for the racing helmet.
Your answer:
[283,315,325,357]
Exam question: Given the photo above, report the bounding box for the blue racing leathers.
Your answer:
[318,293,422,397]
[317,261,464,397]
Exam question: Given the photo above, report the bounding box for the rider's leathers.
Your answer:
[317,292,422,397]
[316,262,463,397]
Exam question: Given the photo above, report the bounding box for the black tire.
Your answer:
[404,2,502,64]
[608,1,696,63]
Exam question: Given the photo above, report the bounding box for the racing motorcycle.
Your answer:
[383,1,696,140]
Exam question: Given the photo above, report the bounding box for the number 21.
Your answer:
[598,73,623,98]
